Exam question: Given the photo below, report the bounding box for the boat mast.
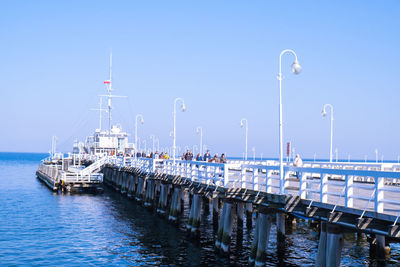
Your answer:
[107,52,112,134]
[99,52,127,136]
[99,97,103,131]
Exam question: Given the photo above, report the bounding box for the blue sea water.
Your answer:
[0,152,399,266]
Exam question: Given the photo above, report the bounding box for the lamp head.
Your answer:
[140,118,144,124]
[291,61,302,75]
[240,121,243,128]
[321,109,327,117]
[181,103,186,112]
[196,128,199,134]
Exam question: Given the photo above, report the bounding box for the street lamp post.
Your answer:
[196,127,203,157]
[155,138,159,152]
[135,114,144,158]
[240,118,248,160]
[335,148,338,162]
[278,49,302,194]
[375,149,378,163]
[321,104,334,163]
[173,98,186,165]
[292,147,296,162]
[143,140,147,156]
[252,147,255,160]
[150,135,155,153]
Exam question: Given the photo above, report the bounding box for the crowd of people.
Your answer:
[136,151,170,159]
[183,150,227,163]
[135,149,227,163]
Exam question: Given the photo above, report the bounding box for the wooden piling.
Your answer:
[326,223,343,267]
[221,201,233,254]
[215,201,226,250]
[127,174,136,198]
[237,201,244,230]
[249,207,272,266]
[116,170,123,191]
[203,195,210,215]
[157,183,168,215]
[121,172,128,194]
[248,212,260,265]
[374,234,390,261]
[246,202,253,229]
[168,186,181,223]
[255,212,272,267]
[144,179,154,208]
[316,222,327,267]
[135,177,144,201]
[191,194,202,238]
[276,213,286,241]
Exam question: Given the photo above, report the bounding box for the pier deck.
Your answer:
[36,159,104,192]
[104,157,400,237]
[97,156,400,265]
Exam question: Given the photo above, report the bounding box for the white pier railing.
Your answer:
[112,157,400,218]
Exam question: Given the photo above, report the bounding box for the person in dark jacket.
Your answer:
[220,153,227,163]
[203,150,211,162]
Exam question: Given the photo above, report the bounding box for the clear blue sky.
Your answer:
[1,1,400,160]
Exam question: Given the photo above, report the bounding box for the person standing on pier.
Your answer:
[293,154,303,178]
[196,153,202,161]
[220,153,227,163]
[164,152,170,160]
[203,150,211,162]
[293,154,303,167]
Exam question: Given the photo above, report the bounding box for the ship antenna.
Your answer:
[99,52,127,136]
[108,52,112,134]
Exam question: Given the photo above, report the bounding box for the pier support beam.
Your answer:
[121,172,128,194]
[369,234,390,261]
[316,222,327,267]
[111,169,117,188]
[203,195,210,215]
[186,193,202,238]
[168,186,182,223]
[326,223,344,267]
[212,196,219,229]
[249,207,272,266]
[276,213,286,241]
[116,170,123,191]
[317,222,343,267]
[246,202,253,229]
[144,179,154,208]
[220,201,234,254]
[215,202,226,250]
[157,183,168,215]
[376,235,388,260]
[127,174,136,198]
[237,202,244,230]
[135,177,145,201]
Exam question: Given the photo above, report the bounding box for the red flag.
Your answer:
[104,80,110,84]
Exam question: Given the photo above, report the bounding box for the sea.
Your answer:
[0,152,399,266]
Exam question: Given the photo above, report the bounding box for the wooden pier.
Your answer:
[36,157,105,192]
[99,157,400,266]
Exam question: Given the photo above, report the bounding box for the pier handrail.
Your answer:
[118,157,400,219]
